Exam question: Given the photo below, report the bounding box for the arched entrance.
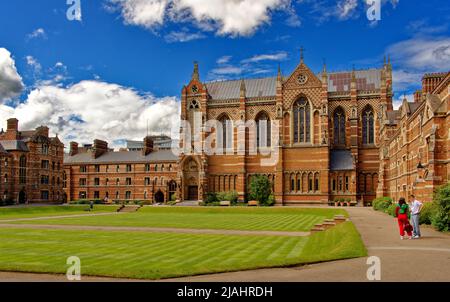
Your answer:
[183,158,200,201]
[18,190,26,204]
[154,191,165,203]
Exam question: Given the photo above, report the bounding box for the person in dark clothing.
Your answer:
[394,197,412,240]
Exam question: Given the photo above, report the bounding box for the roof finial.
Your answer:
[300,46,305,63]
[322,58,327,73]
[383,55,386,66]
[240,79,246,98]
[192,61,200,81]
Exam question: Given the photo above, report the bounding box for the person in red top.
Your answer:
[394,197,413,240]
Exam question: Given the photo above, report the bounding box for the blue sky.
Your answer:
[0,0,449,148]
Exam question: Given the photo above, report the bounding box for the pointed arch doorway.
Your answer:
[183,157,200,201]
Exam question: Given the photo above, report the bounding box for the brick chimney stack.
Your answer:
[36,126,49,137]
[69,142,79,156]
[5,118,19,140]
[143,136,154,156]
[414,90,422,103]
[92,139,108,159]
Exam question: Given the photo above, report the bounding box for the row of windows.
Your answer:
[80,164,174,173]
[207,102,376,149]
[79,177,172,187]
[79,183,177,200]
[286,172,320,193]
[41,160,61,170]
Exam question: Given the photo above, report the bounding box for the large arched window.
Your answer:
[256,112,271,148]
[219,115,232,152]
[293,97,311,143]
[362,106,375,145]
[333,107,346,146]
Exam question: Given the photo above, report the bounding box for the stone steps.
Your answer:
[310,215,348,233]
[117,205,141,213]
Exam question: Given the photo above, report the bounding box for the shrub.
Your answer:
[372,197,393,212]
[249,175,273,206]
[419,202,437,225]
[204,192,218,204]
[386,204,397,217]
[431,182,450,232]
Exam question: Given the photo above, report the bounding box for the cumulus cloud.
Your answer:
[0,48,25,103]
[387,36,450,71]
[109,0,290,36]
[0,80,180,149]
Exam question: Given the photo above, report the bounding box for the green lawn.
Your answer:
[0,205,120,220]
[7,207,348,232]
[0,222,366,279]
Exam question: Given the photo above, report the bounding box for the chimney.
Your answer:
[92,139,108,159]
[36,126,49,137]
[5,118,19,140]
[414,90,422,103]
[69,142,79,156]
[142,136,154,156]
[7,118,18,131]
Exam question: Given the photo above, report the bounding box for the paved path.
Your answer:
[0,207,449,282]
[0,223,310,237]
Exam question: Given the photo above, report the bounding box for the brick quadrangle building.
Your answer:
[62,57,449,206]
[0,118,64,204]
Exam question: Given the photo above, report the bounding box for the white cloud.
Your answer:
[387,36,450,71]
[216,56,232,65]
[0,80,180,149]
[336,0,358,20]
[26,55,42,74]
[27,28,47,40]
[0,48,24,103]
[109,0,290,36]
[393,93,414,110]
[210,66,243,76]
[241,51,288,63]
[164,30,205,43]
[392,70,423,91]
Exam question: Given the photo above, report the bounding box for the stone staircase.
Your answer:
[117,205,142,213]
[310,215,347,233]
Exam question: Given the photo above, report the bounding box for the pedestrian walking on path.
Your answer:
[395,197,413,240]
[409,194,423,239]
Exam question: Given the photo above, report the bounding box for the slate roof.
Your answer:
[205,77,277,100]
[330,150,354,171]
[386,110,400,125]
[205,68,382,100]
[0,140,30,152]
[64,149,178,164]
[319,69,381,92]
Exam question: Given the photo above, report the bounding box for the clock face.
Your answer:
[297,74,308,85]
[191,85,198,93]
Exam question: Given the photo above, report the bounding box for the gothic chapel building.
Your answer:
[177,56,392,205]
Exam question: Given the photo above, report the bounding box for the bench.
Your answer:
[248,200,259,207]
[220,201,231,207]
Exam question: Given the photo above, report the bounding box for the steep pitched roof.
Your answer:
[319,69,381,92]
[205,77,277,100]
[0,140,29,152]
[64,149,178,164]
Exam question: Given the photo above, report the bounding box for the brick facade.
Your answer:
[63,138,178,203]
[378,72,450,202]
[177,58,394,205]
[0,118,64,204]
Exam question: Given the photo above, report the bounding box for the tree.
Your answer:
[249,175,274,206]
[432,182,450,232]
